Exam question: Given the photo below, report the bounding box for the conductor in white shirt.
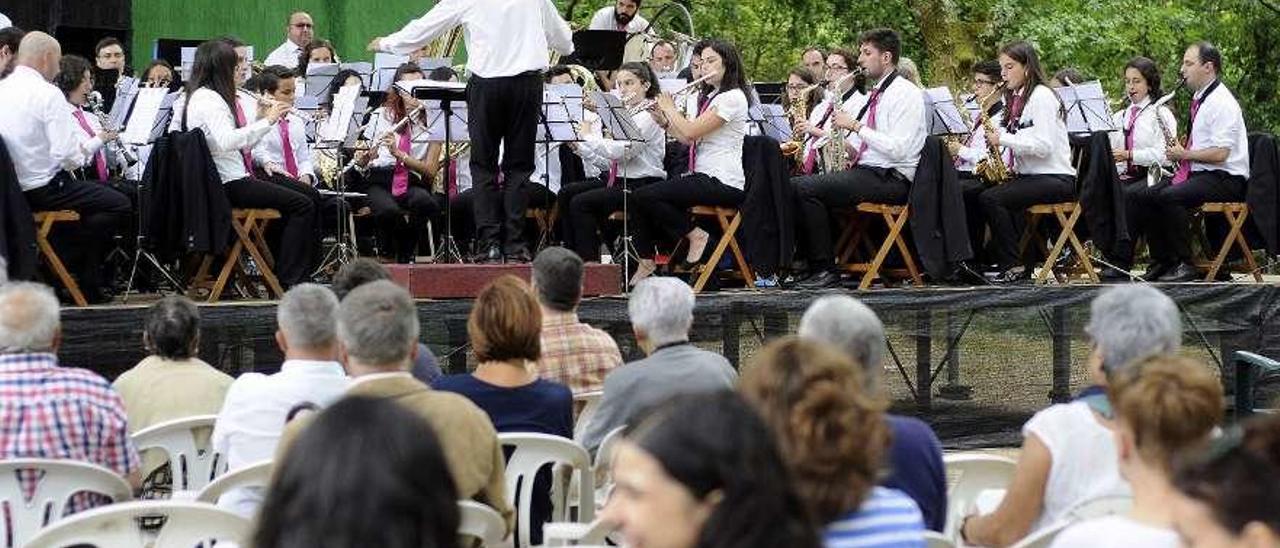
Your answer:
[264,11,314,69]
[588,0,648,33]
[0,12,10,29]
[370,0,573,263]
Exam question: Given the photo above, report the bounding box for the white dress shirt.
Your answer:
[0,66,101,190]
[0,13,11,28]
[1186,80,1250,178]
[170,90,260,135]
[1108,96,1177,176]
[64,103,108,168]
[362,107,430,170]
[693,88,749,190]
[264,39,304,69]
[185,87,274,183]
[588,6,650,32]
[253,112,315,180]
[577,110,667,180]
[378,0,573,79]
[998,84,1076,177]
[845,71,928,180]
[954,104,1005,172]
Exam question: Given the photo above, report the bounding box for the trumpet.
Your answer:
[629,71,718,115]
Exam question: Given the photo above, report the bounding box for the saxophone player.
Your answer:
[950,60,1005,266]
[793,47,861,176]
[792,29,927,289]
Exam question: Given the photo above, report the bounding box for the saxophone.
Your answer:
[780,83,820,156]
[1145,78,1184,187]
[818,68,866,173]
[973,83,1011,185]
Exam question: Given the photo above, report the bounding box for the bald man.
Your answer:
[265,12,315,68]
[0,32,130,303]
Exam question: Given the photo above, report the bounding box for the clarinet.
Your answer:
[86,91,139,167]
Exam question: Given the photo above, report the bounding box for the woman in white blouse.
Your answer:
[184,39,316,288]
[558,62,667,262]
[628,40,752,285]
[979,41,1076,285]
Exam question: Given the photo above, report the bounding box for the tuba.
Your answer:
[421,27,464,59]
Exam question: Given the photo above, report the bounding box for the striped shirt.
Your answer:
[825,487,926,548]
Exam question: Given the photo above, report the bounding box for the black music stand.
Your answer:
[312,91,372,277]
[923,87,970,137]
[560,30,627,72]
[120,90,189,301]
[749,104,791,142]
[532,89,585,250]
[1056,80,1118,134]
[588,91,648,279]
[411,82,470,263]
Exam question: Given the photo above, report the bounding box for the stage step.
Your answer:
[385,262,624,299]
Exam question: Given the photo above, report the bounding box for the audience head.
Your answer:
[337,280,419,373]
[1123,56,1163,104]
[16,31,61,80]
[801,46,826,78]
[297,38,335,75]
[531,247,584,313]
[285,11,315,46]
[253,396,460,548]
[1107,355,1222,478]
[740,337,888,524]
[141,59,177,90]
[94,36,126,72]
[143,296,201,361]
[331,257,391,300]
[53,54,94,105]
[1172,415,1280,547]
[857,28,902,78]
[0,282,61,354]
[628,277,694,353]
[0,26,25,77]
[997,40,1048,94]
[468,276,541,365]
[1183,41,1223,91]
[276,283,340,356]
[1084,284,1180,380]
[601,391,820,548]
[188,39,239,109]
[798,295,885,392]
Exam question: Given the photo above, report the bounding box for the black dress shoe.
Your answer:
[1143,261,1173,281]
[505,248,532,263]
[945,261,990,286]
[986,265,1029,285]
[1156,262,1200,283]
[1099,266,1132,283]
[473,245,503,264]
[796,270,842,289]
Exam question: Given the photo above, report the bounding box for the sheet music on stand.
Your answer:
[318,84,366,146]
[1055,80,1118,133]
[749,103,791,142]
[179,47,197,81]
[658,78,688,94]
[538,89,582,144]
[109,77,140,129]
[121,88,174,145]
[588,91,643,143]
[548,83,586,122]
[923,86,970,136]
[425,101,470,143]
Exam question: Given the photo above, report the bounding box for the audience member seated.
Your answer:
[0,283,141,498]
[1051,355,1223,548]
[280,280,513,528]
[113,296,233,484]
[798,295,946,531]
[331,258,441,383]
[1171,414,1280,548]
[579,278,736,453]
[530,247,622,395]
[961,285,1180,545]
[435,275,572,545]
[210,283,348,515]
[741,337,926,545]
[252,396,460,547]
[599,391,821,548]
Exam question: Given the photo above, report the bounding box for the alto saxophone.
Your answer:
[780,83,820,156]
[1145,78,1184,187]
[818,68,866,174]
[973,83,1012,185]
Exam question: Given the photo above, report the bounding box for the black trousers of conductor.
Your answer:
[1138,170,1247,264]
[629,173,743,260]
[23,173,131,300]
[977,174,1075,269]
[223,177,316,287]
[450,184,554,255]
[468,71,543,255]
[793,166,910,271]
[560,176,661,261]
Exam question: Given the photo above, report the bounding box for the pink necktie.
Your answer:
[607,160,619,187]
[278,118,299,178]
[802,103,836,174]
[1004,94,1026,172]
[233,102,255,175]
[850,89,881,167]
[688,96,711,173]
[1124,105,1140,175]
[72,109,109,181]
[392,128,412,197]
[1172,98,1202,185]
[447,158,459,198]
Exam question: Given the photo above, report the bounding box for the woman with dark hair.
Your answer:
[786,65,823,119]
[350,62,442,263]
[1171,414,1280,547]
[253,396,462,548]
[184,39,317,287]
[54,54,121,182]
[141,59,179,91]
[0,26,22,78]
[978,40,1076,284]
[627,40,753,285]
[558,61,667,261]
[740,337,925,545]
[600,391,821,548]
[322,68,363,111]
[296,38,337,78]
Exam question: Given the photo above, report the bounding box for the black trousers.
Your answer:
[1139,171,1247,263]
[468,71,542,254]
[23,174,131,298]
[630,173,744,259]
[977,174,1075,268]
[258,172,347,236]
[223,177,317,287]
[355,169,442,262]
[793,166,910,269]
[563,176,661,261]
[958,173,990,264]
[449,184,554,254]
[1107,179,1160,268]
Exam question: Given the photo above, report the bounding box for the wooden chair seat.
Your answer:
[189,209,284,302]
[687,206,754,292]
[833,203,922,290]
[1195,202,1262,282]
[32,211,87,306]
[526,204,559,251]
[1017,201,1098,284]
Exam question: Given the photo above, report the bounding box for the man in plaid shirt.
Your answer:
[530,248,622,395]
[0,283,141,507]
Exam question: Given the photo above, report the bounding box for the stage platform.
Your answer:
[58,282,1280,448]
[385,262,623,299]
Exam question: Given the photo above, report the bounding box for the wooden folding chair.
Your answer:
[688,206,754,293]
[1196,202,1263,282]
[32,211,87,307]
[527,203,559,251]
[833,203,923,290]
[189,209,285,302]
[1017,202,1099,284]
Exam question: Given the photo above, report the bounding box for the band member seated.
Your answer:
[0,32,131,302]
[140,59,179,91]
[295,38,337,98]
[528,66,580,217]
[649,40,679,80]
[628,39,751,285]
[801,46,826,82]
[1100,56,1178,281]
[559,62,667,262]
[55,55,128,184]
[978,41,1076,284]
[320,68,363,115]
[793,29,927,290]
[184,39,317,287]
[589,0,647,32]
[948,59,1005,265]
[1136,41,1250,282]
[0,26,23,78]
[793,47,863,177]
[264,11,314,69]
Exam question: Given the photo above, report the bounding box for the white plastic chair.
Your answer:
[0,458,134,547]
[1008,519,1071,548]
[573,391,605,443]
[543,518,615,546]
[459,500,509,546]
[498,433,595,548]
[23,500,251,548]
[943,453,1018,538]
[591,425,626,510]
[131,415,225,494]
[194,458,273,505]
[923,530,956,548]
[1064,494,1133,521]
